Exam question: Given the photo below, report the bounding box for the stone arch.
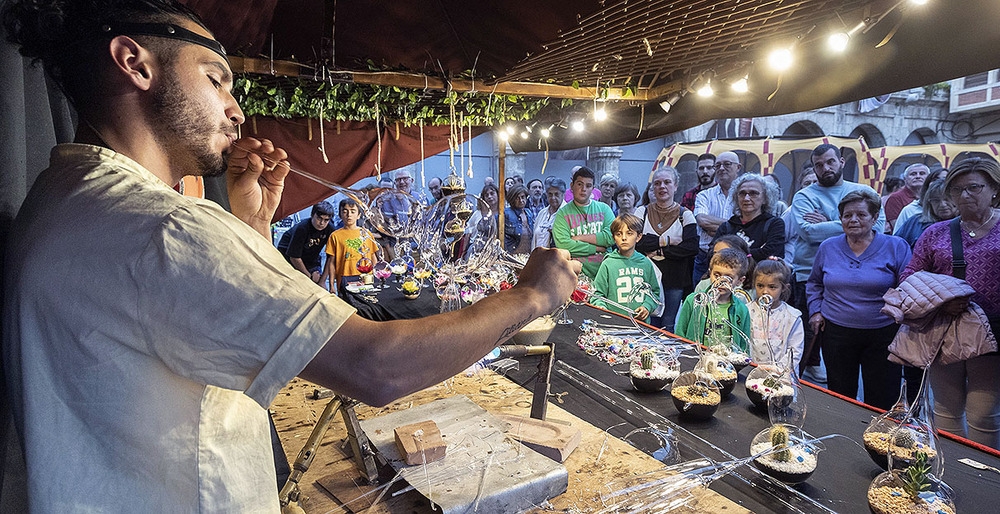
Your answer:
[704,120,761,139]
[849,123,887,147]
[782,120,824,137]
[903,127,939,145]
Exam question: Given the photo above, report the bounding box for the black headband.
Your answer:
[99,22,229,67]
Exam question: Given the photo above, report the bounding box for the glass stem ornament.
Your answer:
[887,367,942,478]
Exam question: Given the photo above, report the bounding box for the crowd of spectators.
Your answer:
[277,146,999,449]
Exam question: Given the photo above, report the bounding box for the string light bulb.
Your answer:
[768,48,793,71]
[731,76,749,93]
[571,120,585,132]
[520,130,530,139]
[497,131,510,141]
[910,0,928,5]
[828,32,850,52]
[594,107,608,121]
[697,81,714,97]
[539,126,551,138]
[505,125,516,136]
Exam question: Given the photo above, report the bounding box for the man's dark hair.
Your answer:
[882,177,904,194]
[571,166,596,184]
[697,153,716,162]
[312,201,335,217]
[2,0,208,114]
[527,178,543,188]
[811,143,841,159]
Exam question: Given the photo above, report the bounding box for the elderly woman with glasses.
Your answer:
[901,157,1000,449]
[712,174,785,261]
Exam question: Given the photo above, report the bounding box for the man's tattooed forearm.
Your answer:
[495,317,532,346]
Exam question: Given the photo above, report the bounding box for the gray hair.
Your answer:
[728,173,780,216]
[901,163,929,179]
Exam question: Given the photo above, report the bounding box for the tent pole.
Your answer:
[498,139,506,243]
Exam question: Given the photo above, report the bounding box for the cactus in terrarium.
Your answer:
[770,424,791,462]
[688,384,709,397]
[893,428,915,449]
[762,375,781,389]
[901,452,932,500]
[640,350,656,370]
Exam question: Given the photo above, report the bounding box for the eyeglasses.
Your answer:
[737,190,762,198]
[714,162,738,170]
[947,183,986,197]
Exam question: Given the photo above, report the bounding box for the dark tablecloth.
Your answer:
[344,291,1000,513]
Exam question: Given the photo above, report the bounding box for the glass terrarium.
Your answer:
[670,370,721,420]
[710,342,752,373]
[766,350,807,428]
[868,452,955,514]
[629,348,680,393]
[750,424,823,484]
[744,364,788,410]
[440,170,466,197]
[863,381,911,470]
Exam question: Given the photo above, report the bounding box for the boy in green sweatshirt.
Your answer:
[552,166,615,279]
[592,213,661,321]
[675,247,752,352]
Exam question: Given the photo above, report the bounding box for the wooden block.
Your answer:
[499,414,582,463]
[393,420,446,465]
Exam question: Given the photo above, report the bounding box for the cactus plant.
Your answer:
[901,452,932,500]
[762,375,781,389]
[688,384,709,397]
[893,428,915,449]
[770,425,791,462]
[640,350,656,370]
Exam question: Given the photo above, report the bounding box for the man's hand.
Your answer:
[634,306,649,321]
[514,247,581,314]
[311,271,322,284]
[226,137,290,238]
[940,297,971,317]
[809,312,825,334]
[803,210,829,224]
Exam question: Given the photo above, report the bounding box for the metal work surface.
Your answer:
[359,395,568,514]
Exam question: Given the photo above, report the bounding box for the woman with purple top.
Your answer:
[806,190,912,409]
[902,158,1000,449]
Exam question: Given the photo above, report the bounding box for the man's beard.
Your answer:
[149,73,231,178]
[817,169,843,187]
[698,173,715,186]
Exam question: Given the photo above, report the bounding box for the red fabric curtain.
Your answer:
[242,116,484,221]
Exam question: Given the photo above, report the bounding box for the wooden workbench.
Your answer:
[270,370,749,513]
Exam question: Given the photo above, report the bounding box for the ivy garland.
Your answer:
[235,75,576,127]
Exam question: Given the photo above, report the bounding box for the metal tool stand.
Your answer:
[529,343,555,420]
[279,396,379,512]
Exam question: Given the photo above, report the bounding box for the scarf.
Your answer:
[646,201,681,236]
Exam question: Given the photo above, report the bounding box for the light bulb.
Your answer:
[768,48,793,71]
[659,100,672,113]
[520,131,530,139]
[497,131,510,140]
[594,107,608,121]
[731,76,749,93]
[505,125,516,136]
[911,0,928,5]
[539,127,551,138]
[828,32,850,52]
[697,82,714,97]
[571,120,585,132]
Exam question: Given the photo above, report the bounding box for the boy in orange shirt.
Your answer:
[321,199,380,293]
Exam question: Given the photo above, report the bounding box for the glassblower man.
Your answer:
[0,1,580,511]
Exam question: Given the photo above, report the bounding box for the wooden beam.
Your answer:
[228,56,684,101]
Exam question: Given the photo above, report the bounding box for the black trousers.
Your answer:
[821,321,902,410]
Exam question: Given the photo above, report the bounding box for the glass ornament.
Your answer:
[886,369,942,478]
[767,350,807,428]
[863,381,910,470]
[695,353,738,398]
